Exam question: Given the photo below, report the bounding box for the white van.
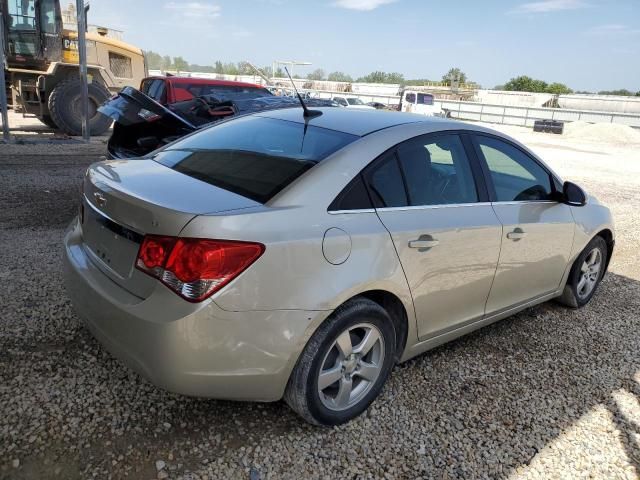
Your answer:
[332,96,376,110]
[400,90,444,116]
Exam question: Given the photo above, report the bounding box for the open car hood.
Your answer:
[99,87,337,159]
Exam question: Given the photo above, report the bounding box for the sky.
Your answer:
[87,0,640,91]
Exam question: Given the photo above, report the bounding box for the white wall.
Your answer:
[558,95,640,114]
[474,90,555,107]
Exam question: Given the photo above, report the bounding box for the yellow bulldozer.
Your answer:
[1,0,146,135]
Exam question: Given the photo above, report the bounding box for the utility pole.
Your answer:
[76,0,90,142]
[0,15,10,143]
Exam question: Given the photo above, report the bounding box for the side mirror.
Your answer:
[562,181,587,206]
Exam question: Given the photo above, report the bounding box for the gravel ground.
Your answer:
[1,125,639,480]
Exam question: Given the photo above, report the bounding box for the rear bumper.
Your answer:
[62,219,329,401]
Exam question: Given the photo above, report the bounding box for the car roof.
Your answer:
[143,76,264,89]
[254,107,458,136]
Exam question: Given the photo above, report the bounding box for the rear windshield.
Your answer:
[173,83,272,102]
[153,115,358,203]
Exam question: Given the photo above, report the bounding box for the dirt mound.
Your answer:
[563,121,640,144]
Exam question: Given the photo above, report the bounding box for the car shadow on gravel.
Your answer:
[380,271,640,477]
[612,379,640,473]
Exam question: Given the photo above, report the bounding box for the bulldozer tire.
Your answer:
[48,77,113,136]
[39,115,59,130]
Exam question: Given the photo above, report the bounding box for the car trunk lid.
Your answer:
[98,86,198,159]
[81,159,261,298]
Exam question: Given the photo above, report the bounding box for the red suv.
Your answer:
[139,76,271,105]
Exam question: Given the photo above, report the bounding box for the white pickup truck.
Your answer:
[399,90,445,116]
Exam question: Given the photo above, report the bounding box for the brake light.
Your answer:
[136,236,264,302]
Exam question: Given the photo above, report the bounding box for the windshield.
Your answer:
[347,98,365,105]
[6,0,37,56]
[153,116,358,203]
[7,0,35,31]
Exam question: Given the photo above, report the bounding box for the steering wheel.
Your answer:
[514,185,548,201]
[188,96,211,113]
[430,169,459,203]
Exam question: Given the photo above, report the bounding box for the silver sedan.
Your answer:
[63,107,614,425]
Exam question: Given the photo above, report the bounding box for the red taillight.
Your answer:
[136,236,264,302]
[138,236,176,269]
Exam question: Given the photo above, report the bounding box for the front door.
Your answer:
[472,134,575,314]
[365,133,502,339]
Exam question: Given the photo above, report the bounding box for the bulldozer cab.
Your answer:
[2,0,64,69]
[2,0,146,135]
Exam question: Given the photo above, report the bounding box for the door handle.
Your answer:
[409,236,439,249]
[506,228,527,241]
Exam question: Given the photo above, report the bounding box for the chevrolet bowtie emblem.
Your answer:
[94,192,107,208]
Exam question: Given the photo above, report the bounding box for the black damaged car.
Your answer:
[98,86,337,159]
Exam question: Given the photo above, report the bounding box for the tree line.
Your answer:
[144,52,638,96]
[497,76,639,96]
[144,53,473,87]
[304,67,470,86]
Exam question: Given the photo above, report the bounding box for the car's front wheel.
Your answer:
[285,298,396,425]
[558,236,608,308]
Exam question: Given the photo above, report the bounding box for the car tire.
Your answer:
[48,77,113,136]
[284,298,396,426]
[557,236,608,308]
[39,115,58,130]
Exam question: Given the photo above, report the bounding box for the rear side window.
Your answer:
[172,84,272,102]
[396,134,478,206]
[364,152,408,208]
[417,93,434,105]
[328,175,372,211]
[405,93,416,103]
[154,116,358,203]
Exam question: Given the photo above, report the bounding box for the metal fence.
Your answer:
[435,99,640,128]
[306,89,640,128]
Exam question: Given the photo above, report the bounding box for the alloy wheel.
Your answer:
[317,323,385,411]
[577,248,602,299]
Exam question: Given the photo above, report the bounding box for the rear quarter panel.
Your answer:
[180,208,414,314]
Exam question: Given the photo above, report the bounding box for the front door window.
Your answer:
[477,136,553,202]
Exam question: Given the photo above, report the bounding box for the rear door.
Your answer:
[471,134,575,314]
[367,133,502,339]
